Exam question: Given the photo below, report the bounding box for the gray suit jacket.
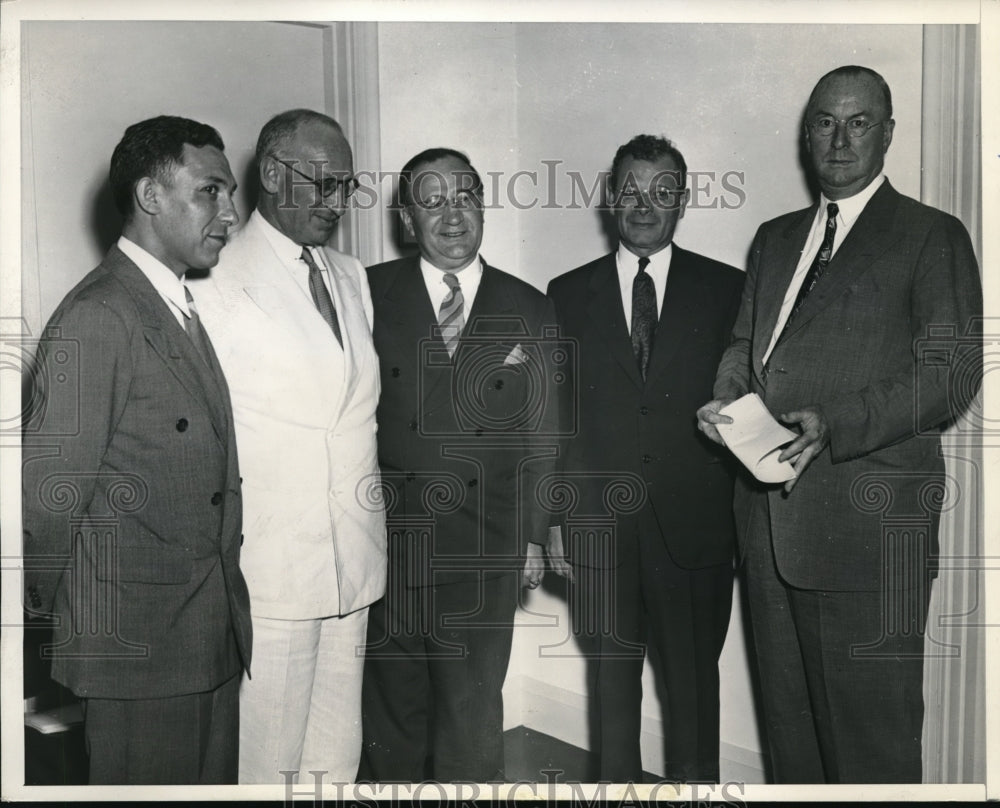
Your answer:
[23,246,252,698]
[714,181,982,591]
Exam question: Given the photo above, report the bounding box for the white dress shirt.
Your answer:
[616,242,672,333]
[762,174,886,365]
[117,236,192,330]
[254,210,339,311]
[420,254,484,316]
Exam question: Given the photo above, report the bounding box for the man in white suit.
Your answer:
[190,109,386,784]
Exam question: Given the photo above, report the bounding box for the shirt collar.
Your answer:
[821,173,885,229]
[117,236,190,317]
[617,241,673,275]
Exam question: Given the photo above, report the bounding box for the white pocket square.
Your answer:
[503,343,529,365]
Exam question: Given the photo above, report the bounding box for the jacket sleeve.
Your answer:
[22,297,134,614]
[823,213,982,462]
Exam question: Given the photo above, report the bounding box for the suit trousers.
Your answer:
[360,571,518,783]
[238,609,369,784]
[574,525,733,783]
[82,671,240,784]
[743,495,930,783]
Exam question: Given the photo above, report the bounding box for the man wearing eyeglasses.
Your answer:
[546,134,744,782]
[189,108,386,784]
[697,66,982,782]
[360,148,559,782]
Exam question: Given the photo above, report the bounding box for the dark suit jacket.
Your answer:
[23,246,252,699]
[367,256,561,587]
[713,181,982,591]
[547,245,744,569]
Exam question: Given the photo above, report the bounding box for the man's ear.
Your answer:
[400,206,415,239]
[133,177,160,216]
[259,154,281,195]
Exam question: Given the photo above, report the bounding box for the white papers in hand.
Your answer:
[716,393,798,484]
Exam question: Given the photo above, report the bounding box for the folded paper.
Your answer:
[716,393,798,484]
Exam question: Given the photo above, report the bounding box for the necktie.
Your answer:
[184,286,216,370]
[788,202,839,323]
[439,272,465,358]
[631,256,657,381]
[301,247,343,347]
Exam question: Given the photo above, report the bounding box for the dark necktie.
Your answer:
[184,286,216,370]
[301,246,343,347]
[631,256,656,382]
[439,272,465,358]
[788,202,839,323]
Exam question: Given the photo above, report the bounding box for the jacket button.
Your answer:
[211,492,223,505]
[176,418,189,432]
[639,406,649,416]
[29,587,42,609]
[642,454,653,464]
[494,380,504,390]
[391,367,400,378]
[409,420,418,431]
[475,428,484,437]
[405,472,415,482]
[468,478,478,487]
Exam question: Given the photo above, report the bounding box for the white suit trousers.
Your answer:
[239,609,369,784]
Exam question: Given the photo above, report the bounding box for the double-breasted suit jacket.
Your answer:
[23,247,251,699]
[367,255,560,587]
[714,180,983,591]
[189,213,386,620]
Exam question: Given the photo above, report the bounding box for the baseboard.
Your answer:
[509,674,766,783]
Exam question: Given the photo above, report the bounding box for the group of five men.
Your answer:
[23,64,981,786]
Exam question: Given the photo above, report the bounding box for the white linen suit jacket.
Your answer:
[190,213,386,619]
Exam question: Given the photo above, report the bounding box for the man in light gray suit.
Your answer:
[190,109,385,784]
[23,116,250,784]
[698,66,981,783]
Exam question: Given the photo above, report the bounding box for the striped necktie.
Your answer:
[184,286,216,370]
[439,272,465,358]
[301,246,343,347]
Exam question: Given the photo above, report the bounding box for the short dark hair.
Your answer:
[807,65,893,119]
[398,147,483,207]
[610,134,687,191]
[109,115,225,218]
[255,109,343,163]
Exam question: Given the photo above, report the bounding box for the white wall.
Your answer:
[22,21,330,334]
[378,21,924,775]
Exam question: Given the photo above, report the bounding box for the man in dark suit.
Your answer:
[361,148,559,782]
[698,66,982,783]
[22,116,251,784]
[546,134,744,782]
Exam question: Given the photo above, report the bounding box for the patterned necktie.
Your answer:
[184,286,216,370]
[788,202,839,323]
[439,272,465,358]
[301,246,343,347]
[631,256,657,382]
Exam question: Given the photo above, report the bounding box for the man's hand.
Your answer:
[696,398,735,445]
[544,525,575,583]
[777,405,830,492]
[522,541,545,589]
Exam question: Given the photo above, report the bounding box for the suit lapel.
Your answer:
[585,254,644,390]
[643,247,706,387]
[752,207,815,371]
[110,248,228,445]
[780,181,902,342]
